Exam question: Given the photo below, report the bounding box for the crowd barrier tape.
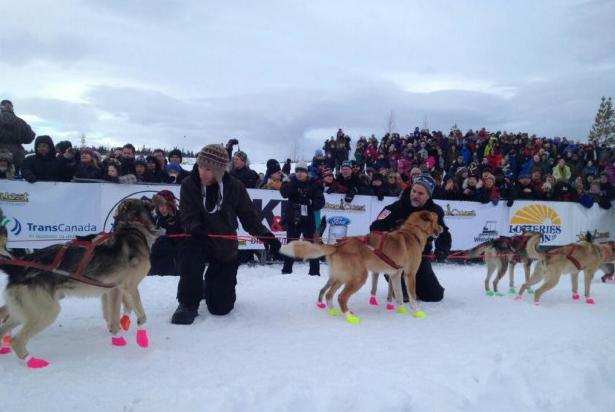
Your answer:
[1,180,613,250]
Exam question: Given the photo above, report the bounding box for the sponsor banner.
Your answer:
[434,200,509,250]
[506,201,571,245]
[2,180,101,248]
[570,202,614,243]
[2,180,614,249]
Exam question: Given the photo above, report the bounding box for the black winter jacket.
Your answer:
[370,188,452,255]
[20,136,71,182]
[179,168,272,262]
[230,166,259,188]
[280,176,325,227]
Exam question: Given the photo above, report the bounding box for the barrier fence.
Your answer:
[1,180,613,250]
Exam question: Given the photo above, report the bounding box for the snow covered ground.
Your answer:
[2,262,615,412]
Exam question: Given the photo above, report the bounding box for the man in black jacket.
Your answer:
[370,174,451,302]
[280,161,325,275]
[172,144,281,324]
[20,135,71,183]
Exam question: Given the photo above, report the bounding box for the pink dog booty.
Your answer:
[369,296,379,306]
[136,329,149,348]
[111,336,127,346]
[22,354,49,369]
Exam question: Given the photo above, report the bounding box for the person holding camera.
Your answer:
[280,161,325,275]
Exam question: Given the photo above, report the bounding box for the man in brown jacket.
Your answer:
[172,144,281,325]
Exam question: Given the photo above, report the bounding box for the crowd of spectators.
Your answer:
[2,100,614,209]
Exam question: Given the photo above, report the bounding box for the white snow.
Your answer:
[1,262,615,412]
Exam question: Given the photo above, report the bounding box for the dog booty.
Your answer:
[112,336,127,346]
[22,355,49,369]
[136,329,149,348]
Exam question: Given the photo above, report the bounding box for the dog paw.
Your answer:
[485,291,495,297]
[527,288,535,294]
[396,306,408,314]
[120,315,131,331]
[386,303,396,311]
[316,302,327,309]
[572,293,580,300]
[508,287,516,294]
[346,313,361,324]
[514,295,523,301]
[137,315,147,326]
[369,296,379,306]
[136,329,149,348]
[0,347,11,355]
[24,356,49,369]
[328,308,341,317]
[111,336,127,346]
[413,310,426,319]
[495,292,504,297]
[585,297,596,305]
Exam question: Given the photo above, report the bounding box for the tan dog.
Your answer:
[0,199,159,368]
[464,234,537,296]
[281,211,442,323]
[516,233,613,305]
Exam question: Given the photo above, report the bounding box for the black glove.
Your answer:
[24,174,36,183]
[434,250,448,263]
[264,237,282,257]
[506,198,514,207]
[227,138,239,146]
[344,187,357,203]
[377,193,384,201]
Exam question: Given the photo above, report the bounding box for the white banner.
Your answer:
[2,180,614,249]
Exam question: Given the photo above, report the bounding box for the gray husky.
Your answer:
[0,199,160,368]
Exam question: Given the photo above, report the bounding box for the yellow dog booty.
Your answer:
[413,310,427,319]
[346,313,361,324]
[328,308,341,317]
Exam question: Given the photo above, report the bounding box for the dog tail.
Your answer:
[526,234,545,261]
[280,240,336,260]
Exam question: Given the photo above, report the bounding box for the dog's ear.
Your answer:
[420,211,432,222]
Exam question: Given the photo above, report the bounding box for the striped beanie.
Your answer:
[197,144,229,181]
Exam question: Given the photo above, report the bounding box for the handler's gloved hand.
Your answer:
[344,187,357,203]
[506,198,514,207]
[264,236,282,257]
[434,249,448,263]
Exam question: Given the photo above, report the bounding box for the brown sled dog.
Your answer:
[464,234,536,296]
[280,211,442,323]
[517,233,613,305]
[0,199,160,368]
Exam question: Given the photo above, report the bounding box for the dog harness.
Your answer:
[356,231,402,270]
[0,233,116,288]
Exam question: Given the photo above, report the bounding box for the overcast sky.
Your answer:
[1,0,614,162]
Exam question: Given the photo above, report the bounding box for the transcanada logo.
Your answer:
[509,204,562,242]
[1,216,22,236]
[27,223,97,232]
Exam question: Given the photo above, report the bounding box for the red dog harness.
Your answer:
[336,231,402,270]
[0,233,116,288]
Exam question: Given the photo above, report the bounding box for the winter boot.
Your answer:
[308,259,320,276]
[171,303,199,325]
[281,259,293,274]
